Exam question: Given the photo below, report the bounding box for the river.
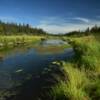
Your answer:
[0,39,74,100]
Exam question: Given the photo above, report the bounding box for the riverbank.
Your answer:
[51,34,100,100]
[0,35,44,50]
[0,35,71,51]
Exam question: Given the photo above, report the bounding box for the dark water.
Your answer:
[0,39,74,100]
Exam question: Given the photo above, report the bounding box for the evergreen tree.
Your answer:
[0,20,47,35]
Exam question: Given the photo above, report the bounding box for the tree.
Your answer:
[0,20,47,35]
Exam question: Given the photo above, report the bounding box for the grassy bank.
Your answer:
[0,35,44,50]
[51,34,100,100]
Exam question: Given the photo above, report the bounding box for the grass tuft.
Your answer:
[51,62,89,100]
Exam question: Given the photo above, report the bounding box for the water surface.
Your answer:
[0,39,74,100]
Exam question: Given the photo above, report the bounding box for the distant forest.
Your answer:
[0,20,100,36]
[0,20,47,35]
[65,25,100,37]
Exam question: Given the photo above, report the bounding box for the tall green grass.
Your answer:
[0,35,44,50]
[73,36,100,73]
[51,34,100,100]
[0,35,43,43]
[51,62,89,100]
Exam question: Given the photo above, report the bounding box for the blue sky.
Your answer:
[0,0,100,33]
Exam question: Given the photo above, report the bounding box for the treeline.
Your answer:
[65,25,100,37]
[0,20,47,35]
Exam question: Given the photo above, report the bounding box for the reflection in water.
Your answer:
[42,39,68,46]
[35,46,65,54]
[0,39,74,100]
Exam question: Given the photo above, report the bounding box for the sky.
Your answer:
[0,0,100,34]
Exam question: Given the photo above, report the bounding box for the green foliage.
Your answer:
[86,79,100,100]
[72,37,100,70]
[51,34,100,100]
[0,20,47,35]
[51,63,89,100]
[0,35,43,50]
[65,25,100,37]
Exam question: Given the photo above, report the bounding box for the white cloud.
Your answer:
[36,16,100,34]
[37,23,94,34]
[0,16,99,34]
[39,16,69,26]
[73,17,90,23]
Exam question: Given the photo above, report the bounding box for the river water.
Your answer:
[0,39,74,100]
